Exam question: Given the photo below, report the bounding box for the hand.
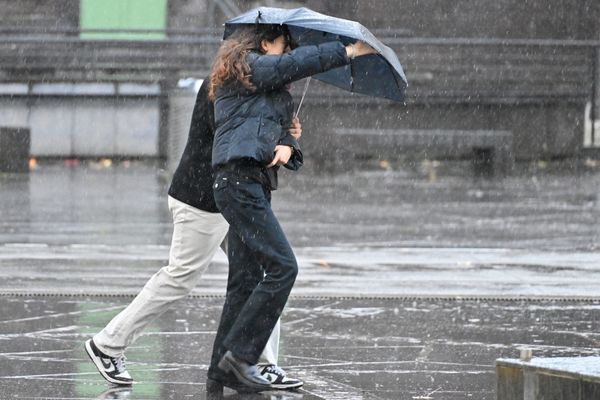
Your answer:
[346,41,377,59]
[288,117,302,141]
[268,145,293,167]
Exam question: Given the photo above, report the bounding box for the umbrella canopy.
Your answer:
[223,7,407,102]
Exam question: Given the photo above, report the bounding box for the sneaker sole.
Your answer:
[84,340,133,386]
[270,381,304,390]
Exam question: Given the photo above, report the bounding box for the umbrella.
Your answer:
[223,6,407,103]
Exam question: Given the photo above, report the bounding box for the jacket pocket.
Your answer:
[256,116,282,163]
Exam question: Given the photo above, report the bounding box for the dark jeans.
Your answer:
[209,170,298,370]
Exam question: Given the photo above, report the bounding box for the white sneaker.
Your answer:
[259,364,303,390]
[84,339,133,385]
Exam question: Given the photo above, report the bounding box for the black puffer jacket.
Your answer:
[211,41,350,174]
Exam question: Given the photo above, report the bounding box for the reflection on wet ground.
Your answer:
[2,296,600,399]
[1,160,599,250]
[1,160,600,398]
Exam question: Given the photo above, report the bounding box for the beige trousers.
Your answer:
[94,196,280,365]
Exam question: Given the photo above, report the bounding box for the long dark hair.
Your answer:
[208,24,290,100]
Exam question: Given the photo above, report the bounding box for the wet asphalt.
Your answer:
[1,159,600,399]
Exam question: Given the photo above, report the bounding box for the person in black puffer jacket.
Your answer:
[84,78,303,390]
[206,24,375,393]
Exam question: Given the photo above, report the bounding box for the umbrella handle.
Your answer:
[294,77,311,119]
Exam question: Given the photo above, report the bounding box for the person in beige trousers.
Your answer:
[84,78,302,390]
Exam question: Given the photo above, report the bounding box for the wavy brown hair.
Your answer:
[208,24,290,100]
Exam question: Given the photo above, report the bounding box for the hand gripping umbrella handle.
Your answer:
[294,77,311,119]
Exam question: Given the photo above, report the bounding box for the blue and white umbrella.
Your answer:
[223,6,408,103]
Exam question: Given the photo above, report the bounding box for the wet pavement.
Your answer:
[3,295,600,399]
[1,160,600,399]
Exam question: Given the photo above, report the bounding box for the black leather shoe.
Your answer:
[217,351,271,391]
[206,372,259,395]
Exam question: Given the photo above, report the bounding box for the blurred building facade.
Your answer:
[0,0,599,162]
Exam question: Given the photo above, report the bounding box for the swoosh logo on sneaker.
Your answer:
[101,357,116,373]
[264,372,279,383]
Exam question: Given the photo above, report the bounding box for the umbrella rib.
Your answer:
[294,77,311,118]
[350,60,354,92]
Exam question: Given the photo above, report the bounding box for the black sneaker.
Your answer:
[85,338,133,385]
[259,365,303,390]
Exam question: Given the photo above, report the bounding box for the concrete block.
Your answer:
[28,97,160,157]
[29,101,75,156]
[115,100,160,156]
[496,357,600,400]
[72,100,117,156]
